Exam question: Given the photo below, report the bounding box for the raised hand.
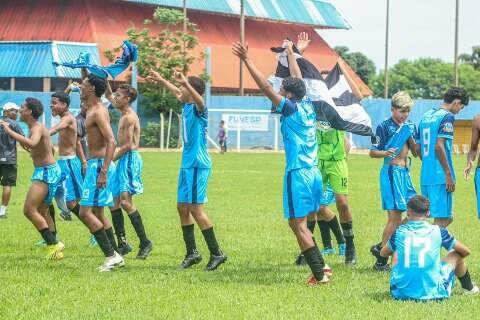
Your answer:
[232,42,249,61]
[173,71,188,85]
[283,39,294,54]
[146,70,164,83]
[296,32,310,53]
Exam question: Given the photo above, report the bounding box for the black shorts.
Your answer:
[0,164,17,186]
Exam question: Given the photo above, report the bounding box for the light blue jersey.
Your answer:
[371,118,416,165]
[387,221,456,301]
[273,97,318,171]
[418,108,455,185]
[181,103,211,169]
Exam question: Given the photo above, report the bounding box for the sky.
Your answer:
[317,0,480,71]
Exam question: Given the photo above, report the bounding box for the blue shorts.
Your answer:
[177,167,210,204]
[475,168,480,219]
[380,165,416,211]
[421,184,453,219]
[58,156,83,202]
[111,151,144,197]
[319,185,335,206]
[31,163,63,205]
[283,167,323,219]
[80,158,115,207]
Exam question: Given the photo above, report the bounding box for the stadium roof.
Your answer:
[0,42,100,78]
[121,0,351,29]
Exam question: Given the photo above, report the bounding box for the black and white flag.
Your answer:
[267,43,374,139]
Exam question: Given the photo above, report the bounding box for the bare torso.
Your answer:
[57,112,77,156]
[390,137,414,166]
[117,110,140,150]
[30,124,56,167]
[86,103,111,158]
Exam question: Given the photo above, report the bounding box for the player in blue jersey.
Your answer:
[417,87,469,227]
[380,195,478,300]
[464,115,480,219]
[232,40,330,285]
[369,92,418,271]
[147,69,227,271]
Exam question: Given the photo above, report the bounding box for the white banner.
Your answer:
[222,113,269,132]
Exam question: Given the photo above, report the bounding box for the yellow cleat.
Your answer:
[46,242,65,261]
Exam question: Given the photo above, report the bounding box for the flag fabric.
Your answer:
[53,40,138,79]
[267,43,374,140]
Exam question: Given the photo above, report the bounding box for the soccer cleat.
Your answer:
[59,211,72,221]
[118,241,133,256]
[98,252,125,272]
[136,241,153,260]
[180,250,203,269]
[306,274,329,286]
[338,243,346,256]
[323,264,333,277]
[373,262,391,272]
[46,242,65,261]
[205,251,228,271]
[295,253,307,266]
[345,249,357,266]
[321,247,336,255]
[370,243,382,259]
[464,285,480,295]
[89,235,98,247]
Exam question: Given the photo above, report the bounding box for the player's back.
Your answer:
[418,107,454,185]
[278,98,317,171]
[389,221,450,300]
[181,103,211,168]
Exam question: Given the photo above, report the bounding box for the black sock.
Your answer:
[201,227,221,256]
[459,270,474,291]
[182,224,197,254]
[318,220,333,249]
[105,227,119,253]
[93,229,115,257]
[70,203,81,219]
[307,220,316,234]
[111,208,126,242]
[39,228,57,245]
[376,255,389,265]
[49,204,57,234]
[128,210,150,247]
[303,245,325,281]
[341,222,355,251]
[327,216,345,245]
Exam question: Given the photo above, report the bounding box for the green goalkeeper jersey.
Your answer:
[317,129,346,161]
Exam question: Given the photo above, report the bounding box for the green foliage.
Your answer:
[141,122,161,147]
[459,46,480,70]
[334,46,376,84]
[370,58,480,99]
[105,7,203,114]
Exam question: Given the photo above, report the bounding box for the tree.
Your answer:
[334,46,376,85]
[369,58,480,100]
[459,46,480,70]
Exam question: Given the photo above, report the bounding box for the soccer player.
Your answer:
[417,87,469,227]
[217,120,227,153]
[0,102,23,219]
[79,73,124,271]
[298,32,357,265]
[105,82,153,259]
[369,92,417,271]
[0,98,64,260]
[147,70,227,271]
[232,40,330,285]
[49,92,84,222]
[380,195,479,300]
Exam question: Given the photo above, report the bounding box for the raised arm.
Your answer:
[296,32,311,55]
[285,40,302,79]
[146,70,182,100]
[49,116,72,136]
[232,42,282,106]
[105,80,115,105]
[95,110,116,188]
[0,121,42,148]
[175,71,205,112]
[465,116,480,180]
[113,117,134,162]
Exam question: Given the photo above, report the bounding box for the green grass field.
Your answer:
[1,151,479,319]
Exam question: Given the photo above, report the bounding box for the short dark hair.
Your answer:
[87,74,106,98]
[407,195,430,215]
[444,87,469,105]
[188,76,205,96]
[51,92,70,107]
[25,97,44,120]
[281,77,306,100]
[118,84,138,103]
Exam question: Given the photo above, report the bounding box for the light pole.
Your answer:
[454,0,459,86]
[239,0,245,96]
[384,0,390,99]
